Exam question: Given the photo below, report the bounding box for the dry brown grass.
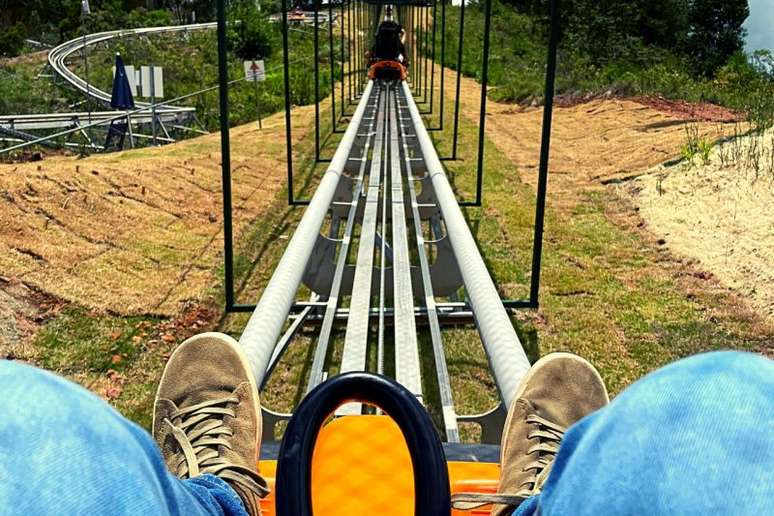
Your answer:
[446,68,732,198]
[0,104,319,317]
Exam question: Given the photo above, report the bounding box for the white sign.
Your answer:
[244,60,266,82]
[140,66,164,99]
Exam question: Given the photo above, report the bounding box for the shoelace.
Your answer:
[164,396,269,498]
[451,413,566,511]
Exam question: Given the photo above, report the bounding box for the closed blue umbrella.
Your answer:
[110,53,135,110]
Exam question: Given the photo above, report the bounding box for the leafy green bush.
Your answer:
[126,9,174,29]
[0,59,77,115]
[0,22,28,58]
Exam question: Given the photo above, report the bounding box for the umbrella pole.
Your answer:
[126,111,135,148]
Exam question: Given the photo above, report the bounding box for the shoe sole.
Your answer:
[498,352,609,466]
[152,332,263,466]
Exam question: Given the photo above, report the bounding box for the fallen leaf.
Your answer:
[105,386,123,400]
[111,354,123,364]
[106,369,125,382]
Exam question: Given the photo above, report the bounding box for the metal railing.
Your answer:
[48,22,217,111]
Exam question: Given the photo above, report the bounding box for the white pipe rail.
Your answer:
[0,110,192,131]
[238,80,375,385]
[401,81,530,406]
[48,23,216,112]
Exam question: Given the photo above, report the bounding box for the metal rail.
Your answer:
[238,81,376,385]
[339,87,386,380]
[215,1,556,444]
[397,86,459,441]
[48,23,216,112]
[0,23,216,154]
[401,80,530,405]
[239,78,529,439]
[388,85,423,401]
[311,87,383,396]
[0,110,190,131]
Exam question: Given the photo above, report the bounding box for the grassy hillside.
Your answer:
[436,0,774,123]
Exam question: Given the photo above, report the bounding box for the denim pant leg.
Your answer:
[0,360,249,516]
[514,351,773,515]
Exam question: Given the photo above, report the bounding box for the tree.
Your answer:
[227,1,277,60]
[634,0,688,49]
[0,23,28,58]
[0,1,27,26]
[682,0,749,77]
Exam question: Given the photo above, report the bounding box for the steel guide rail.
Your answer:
[234,0,536,443]
[238,81,375,384]
[400,80,531,406]
[240,78,530,444]
[388,85,424,402]
[316,86,385,397]
[212,0,558,444]
[396,86,459,442]
[0,111,191,131]
[48,23,216,112]
[339,89,386,377]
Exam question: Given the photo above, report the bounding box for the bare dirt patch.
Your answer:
[631,96,743,123]
[629,129,774,323]
[0,50,49,67]
[438,67,772,347]
[0,104,318,318]
[0,277,65,358]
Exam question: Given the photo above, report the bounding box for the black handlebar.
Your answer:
[275,372,451,515]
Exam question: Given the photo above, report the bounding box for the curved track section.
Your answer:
[48,22,216,113]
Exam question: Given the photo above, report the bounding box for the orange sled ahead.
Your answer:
[368,60,408,81]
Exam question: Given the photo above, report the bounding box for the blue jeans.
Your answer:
[0,360,248,516]
[515,351,773,515]
[0,351,771,515]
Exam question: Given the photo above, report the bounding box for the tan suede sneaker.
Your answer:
[452,352,609,514]
[153,332,269,516]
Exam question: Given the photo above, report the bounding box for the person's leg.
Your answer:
[514,351,773,515]
[451,352,610,514]
[0,332,268,516]
[152,332,268,514]
[0,359,246,515]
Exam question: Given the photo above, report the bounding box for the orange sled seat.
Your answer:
[368,60,408,81]
[257,416,500,515]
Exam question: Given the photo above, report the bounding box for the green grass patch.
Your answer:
[429,86,767,401]
[34,306,159,374]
